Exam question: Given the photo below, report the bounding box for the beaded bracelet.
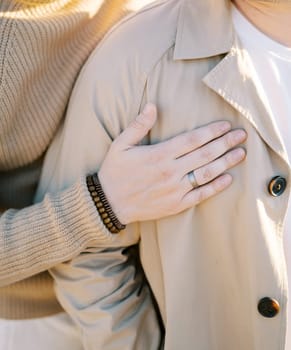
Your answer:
[86,173,126,234]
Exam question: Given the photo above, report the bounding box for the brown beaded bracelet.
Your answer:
[86,173,126,234]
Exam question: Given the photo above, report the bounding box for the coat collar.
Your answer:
[173,0,289,165]
[173,0,234,60]
[203,45,289,166]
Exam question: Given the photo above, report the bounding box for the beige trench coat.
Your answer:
[36,0,291,348]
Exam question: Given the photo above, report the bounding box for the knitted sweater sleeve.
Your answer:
[0,0,161,289]
[0,177,111,287]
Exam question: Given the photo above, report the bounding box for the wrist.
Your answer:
[86,173,126,234]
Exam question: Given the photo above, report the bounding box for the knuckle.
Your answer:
[214,121,231,134]
[198,146,213,163]
[223,132,235,149]
[130,117,147,130]
[185,132,198,149]
[197,167,212,184]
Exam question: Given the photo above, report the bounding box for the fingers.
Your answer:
[182,174,233,208]
[179,129,247,175]
[162,121,232,159]
[181,146,246,193]
[104,111,247,222]
[193,147,246,186]
[114,103,157,148]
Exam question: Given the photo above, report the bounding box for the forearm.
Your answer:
[0,177,111,287]
[50,245,162,350]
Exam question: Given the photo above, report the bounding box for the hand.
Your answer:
[98,103,247,224]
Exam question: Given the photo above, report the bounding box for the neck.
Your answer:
[232,0,291,46]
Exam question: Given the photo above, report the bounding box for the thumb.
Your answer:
[116,103,157,147]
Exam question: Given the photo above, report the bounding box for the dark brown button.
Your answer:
[268,176,287,197]
[258,297,280,318]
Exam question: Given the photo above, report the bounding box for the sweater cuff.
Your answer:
[60,176,115,248]
[0,177,114,286]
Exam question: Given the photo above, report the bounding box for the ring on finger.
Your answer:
[187,170,199,189]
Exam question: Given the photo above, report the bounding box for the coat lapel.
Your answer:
[203,37,289,166]
[173,0,288,165]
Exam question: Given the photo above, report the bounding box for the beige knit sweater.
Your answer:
[0,0,141,319]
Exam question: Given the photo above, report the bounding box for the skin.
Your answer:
[233,0,291,46]
[0,2,247,224]
[99,0,291,225]
[7,3,246,226]
[99,104,247,224]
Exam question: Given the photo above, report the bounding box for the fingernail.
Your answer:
[220,173,232,186]
[234,147,246,160]
[219,121,231,133]
[234,129,247,143]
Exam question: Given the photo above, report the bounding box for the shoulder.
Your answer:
[81,0,183,81]
[68,0,184,135]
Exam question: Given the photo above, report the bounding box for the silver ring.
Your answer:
[187,170,198,189]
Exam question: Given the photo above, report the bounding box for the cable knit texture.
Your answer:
[0,0,132,319]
